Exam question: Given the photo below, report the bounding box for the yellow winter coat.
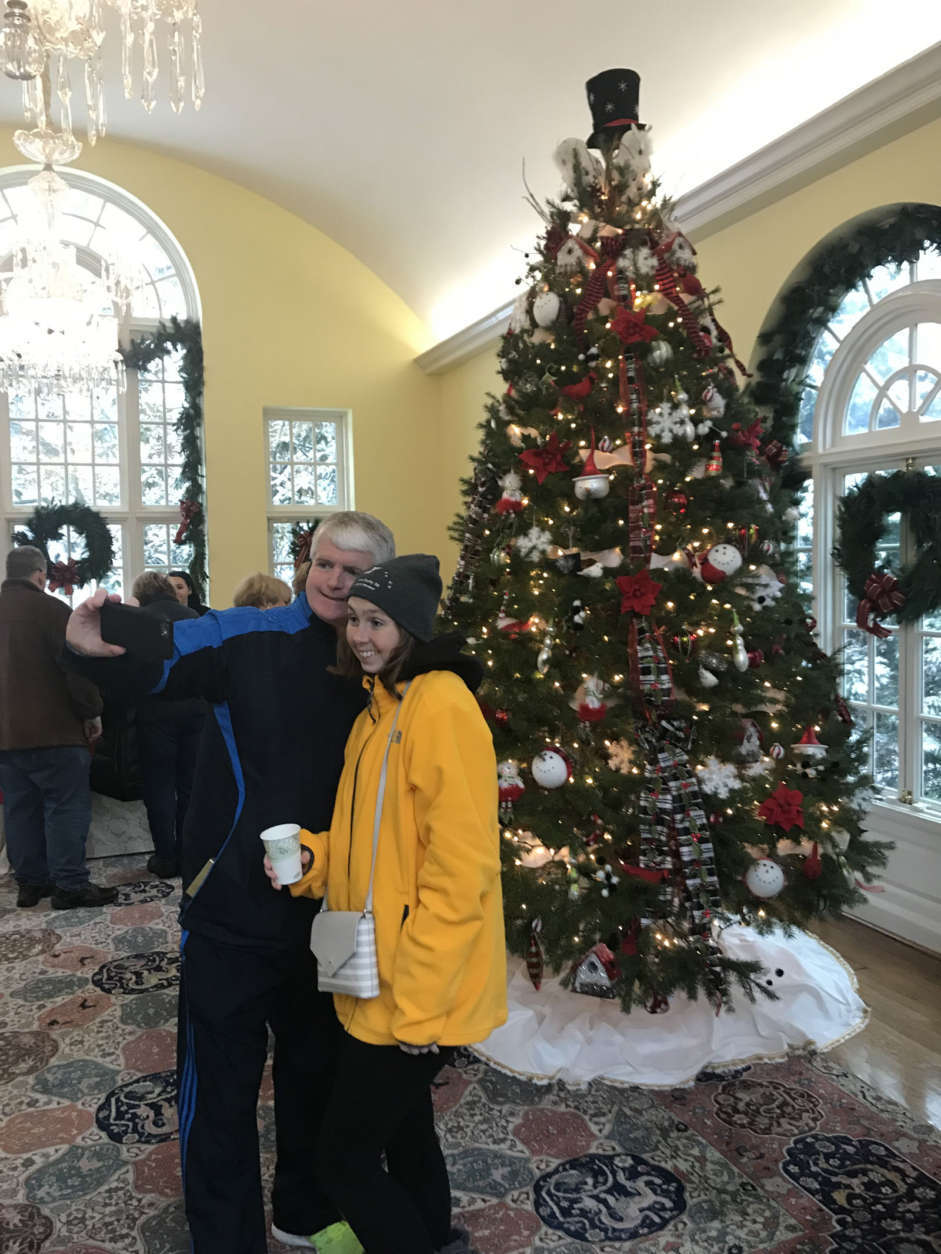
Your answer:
[291,667,507,1047]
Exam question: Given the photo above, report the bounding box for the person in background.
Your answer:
[168,568,210,616]
[293,560,311,599]
[232,571,292,610]
[266,555,506,1254]
[65,512,395,1254]
[0,545,116,910]
[131,571,205,879]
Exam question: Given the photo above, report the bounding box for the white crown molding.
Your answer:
[417,42,941,376]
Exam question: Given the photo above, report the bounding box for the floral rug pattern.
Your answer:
[0,856,939,1254]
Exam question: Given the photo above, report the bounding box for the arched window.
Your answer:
[0,166,202,599]
[799,246,941,808]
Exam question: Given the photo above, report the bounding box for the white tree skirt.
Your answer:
[473,925,869,1088]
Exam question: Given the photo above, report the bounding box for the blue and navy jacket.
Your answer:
[70,595,365,950]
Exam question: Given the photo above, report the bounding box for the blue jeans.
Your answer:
[0,746,92,890]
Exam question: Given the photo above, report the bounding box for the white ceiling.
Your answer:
[2,1,939,344]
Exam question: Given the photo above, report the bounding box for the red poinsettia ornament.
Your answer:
[611,307,659,345]
[519,431,572,484]
[616,569,662,616]
[757,782,805,832]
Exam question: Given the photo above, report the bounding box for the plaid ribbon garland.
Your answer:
[573,234,630,335]
[629,620,673,701]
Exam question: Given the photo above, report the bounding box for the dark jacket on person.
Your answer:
[0,578,101,751]
[134,596,203,723]
[68,594,365,950]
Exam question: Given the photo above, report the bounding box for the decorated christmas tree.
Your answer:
[445,69,889,1013]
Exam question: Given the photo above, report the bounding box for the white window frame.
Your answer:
[802,275,941,819]
[264,406,354,578]
[0,166,202,600]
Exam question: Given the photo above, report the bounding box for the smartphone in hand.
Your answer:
[100,601,174,661]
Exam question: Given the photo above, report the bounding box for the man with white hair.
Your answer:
[66,512,395,1254]
[0,544,112,909]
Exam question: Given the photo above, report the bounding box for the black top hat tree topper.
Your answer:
[585,68,646,148]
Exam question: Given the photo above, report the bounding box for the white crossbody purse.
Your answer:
[309,682,410,999]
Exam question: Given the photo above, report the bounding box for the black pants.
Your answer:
[317,1034,454,1254]
[177,931,341,1253]
[138,712,204,865]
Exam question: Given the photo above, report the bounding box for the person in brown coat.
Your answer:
[0,545,116,909]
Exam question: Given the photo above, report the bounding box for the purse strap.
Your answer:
[324,679,411,916]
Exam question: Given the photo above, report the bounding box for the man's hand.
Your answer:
[66,588,127,657]
[84,717,103,745]
[263,847,312,890]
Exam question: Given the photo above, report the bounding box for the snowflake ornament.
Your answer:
[648,401,695,444]
[697,756,742,798]
[516,525,554,562]
[633,245,657,278]
[606,738,633,774]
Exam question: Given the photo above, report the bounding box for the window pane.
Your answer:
[915,322,941,365]
[268,420,290,462]
[270,463,292,505]
[873,711,899,793]
[316,423,337,463]
[845,372,876,434]
[867,329,910,382]
[293,463,316,504]
[842,628,870,702]
[797,386,816,444]
[140,423,166,462]
[94,423,119,463]
[10,419,36,460]
[923,637,941,717]
[921,721,941,803]
[875,400,900,430]
[68,464,94,502]
[874,632,898,707]
[914,369,940,414]
[829,285,870,339]
[866,262,908,303]
[141,466,168,505]
[37,421,64,462]
[316,465,338,505]
[66,421,92,462]
[12,462,38,504]
[94,466,121,505]
[292,421,314,462]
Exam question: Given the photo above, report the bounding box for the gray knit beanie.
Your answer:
[349,554,442,642]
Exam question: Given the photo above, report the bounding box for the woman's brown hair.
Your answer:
[331,627,417,698]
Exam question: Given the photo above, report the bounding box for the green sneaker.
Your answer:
[271,1221,363,1253]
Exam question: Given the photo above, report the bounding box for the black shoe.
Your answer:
[50,882,119,910]
[16,882,53,908]
[146,854,180,879]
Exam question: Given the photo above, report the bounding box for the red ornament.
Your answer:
[616,569,662,616]
[576,701,607,724]
[757,782,805,832]
[762,439,788,468]
[666,489,688,515]
[704,441,723,476]
[495,709,510,728]
[494,496,524,515]
[560,373,594,400]
[803,841,823,880]
[611,306,659,345]
[519,431,572,484]
[747,649,765,668]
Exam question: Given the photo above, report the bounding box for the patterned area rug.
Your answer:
[0,856,939,1254]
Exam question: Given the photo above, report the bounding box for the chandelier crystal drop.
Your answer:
[0,0,204,147]
[0,165,137,396]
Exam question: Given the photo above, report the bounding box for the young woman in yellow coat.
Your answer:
[265,555,506,1254]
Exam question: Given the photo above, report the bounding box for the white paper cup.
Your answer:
[260,823,303,886]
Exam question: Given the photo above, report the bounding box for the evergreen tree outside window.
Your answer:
[798,249,941,808]
[0,167,201,602]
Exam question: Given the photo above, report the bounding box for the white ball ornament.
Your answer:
[699,543,743,584]
[744,858,785,899]
[531,747,570,790]
[533,291,561,328]
[647,339,673,368]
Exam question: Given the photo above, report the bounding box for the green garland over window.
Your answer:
[750,203,941,448]
[122,316,207,599]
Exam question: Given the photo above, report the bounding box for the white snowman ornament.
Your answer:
[744,858,785,899]
[531,747,571,789]
[698,543,743,584]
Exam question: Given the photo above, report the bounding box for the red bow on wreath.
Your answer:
[616,569,662,616]
[294,528,315,568]
[174,499,201,546]
[47,559,80,596]
[519,431,572,485]
[856,572,906,638]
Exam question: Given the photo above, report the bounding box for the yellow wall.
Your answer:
[434,114,941,558]
[0,125,444,599]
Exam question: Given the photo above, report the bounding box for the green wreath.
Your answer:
[834,469,941,629]
[12,501,114,593]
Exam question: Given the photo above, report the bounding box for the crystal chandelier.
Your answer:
[0,0,204,146]
[0,161,135,395]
